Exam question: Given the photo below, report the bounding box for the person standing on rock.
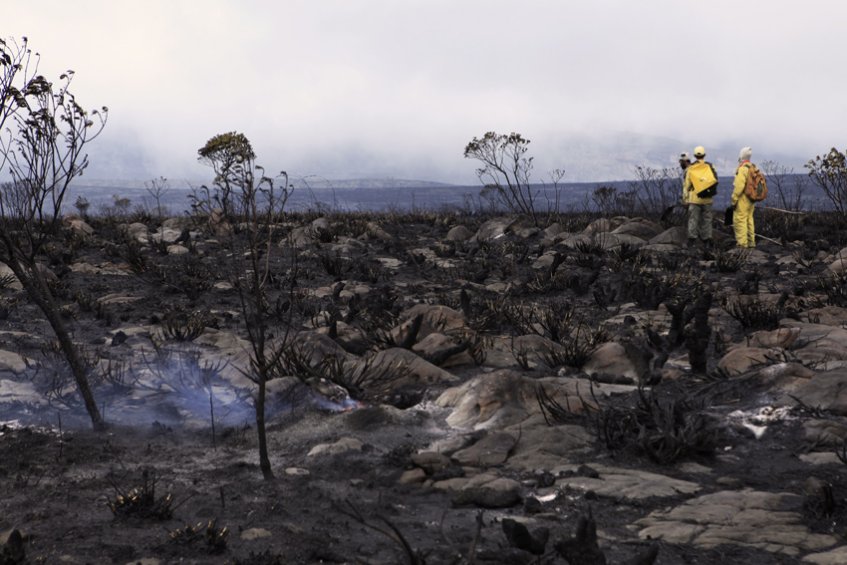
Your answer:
[682,146,719,248]
[731,146,758,248]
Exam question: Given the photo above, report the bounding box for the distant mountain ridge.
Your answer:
[71,177,456,191]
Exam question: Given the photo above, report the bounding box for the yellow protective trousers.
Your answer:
[733,196,756,248]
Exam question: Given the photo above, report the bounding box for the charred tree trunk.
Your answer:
[255,369,273,480]
[12,260,104,430]
[684,292,713,375]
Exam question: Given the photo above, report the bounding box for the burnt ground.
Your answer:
[2,208,847,564]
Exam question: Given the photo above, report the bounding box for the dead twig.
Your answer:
[334,499,426,564]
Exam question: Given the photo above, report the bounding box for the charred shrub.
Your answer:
[72,291,115,323]
[107,470,174,521]
[120,233,148,275]
[0,272,18,290]
[759,211,804,243]
[344,287,402,338]
[318,250,352,278]
[540,323,607,370]
[456,291,509,334]
[496,299,606,369]
[536,383,595,427]
[573,239,605,269]
[168,520,229,554]
[163,254,215,301]
[722,292,788,331]
[527,255,594,294]
[819,270,847,307]
[160,309,211,342]
[0,297,17,320]
[531,299,578,342]
[617,263,701,310]
[635,388,718,464]
[611,242,643,264]
[580,384,719,464]
[502,239,532,266]
[352,257,387,283]
[715,248,749,273]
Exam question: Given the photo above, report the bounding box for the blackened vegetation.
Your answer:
[333,500,661,565]
[722,292,788,331]
[540,381,720,465]
[0,529,26,565]
[684,292,713,374]
[334,500,428,565]
[168,520,229,554]
[819,269,847,307]
[554,512,659,565]
[7,188,847,562]
[159,308,211,341]
[107,469,175,521]
[536,383,584,426]
[277,343,413,405]
[714,248,749,273]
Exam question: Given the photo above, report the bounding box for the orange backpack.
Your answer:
[743,163,768,202]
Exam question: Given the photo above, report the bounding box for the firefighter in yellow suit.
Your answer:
[731,146,756,248]
[682,146,717,248]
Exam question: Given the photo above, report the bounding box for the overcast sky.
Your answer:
[5,0,846,183]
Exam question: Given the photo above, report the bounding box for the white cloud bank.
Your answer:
[5,0,846,182]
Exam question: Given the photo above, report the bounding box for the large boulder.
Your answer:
[826,246,847,274]
[393,304,467,343]
[452,430,518,467]
[0,350,34,374]
[63,216,95,236]
[123,222,149,243]
[150,226,182,245]
[558,464,701,501]
[445,225,473,242]
[448,473,523,508]
[596,233,647,250]
[649,226,687,246]
[746,327,800,349]
[790,369,847,416]
[472,217,516,243]
[357,347,458,401]
[798,306,847,327]
[781,321,847,370]
[362,221,393,242]
[412,332,474,367]
[583,217,626,235]
[436,369,624,430]
[510,334,569,369]
[717,346,783,376]
[504,424,593,473]
[582,341,651,382]
[636,489,838,555]
[288,331,355,367]
[611,218,664,240]
[559,233,594,249]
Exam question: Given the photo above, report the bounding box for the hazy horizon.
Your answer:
[6,1,846,184]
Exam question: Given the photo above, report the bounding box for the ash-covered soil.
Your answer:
[3,208,847,564]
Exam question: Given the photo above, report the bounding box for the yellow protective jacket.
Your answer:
[683,160,718,205]
[732,161,752,206]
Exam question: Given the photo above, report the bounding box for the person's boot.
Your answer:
[687,238,698,249]
[702,239,713,250]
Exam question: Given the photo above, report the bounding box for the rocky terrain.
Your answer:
[2,207,847,564]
